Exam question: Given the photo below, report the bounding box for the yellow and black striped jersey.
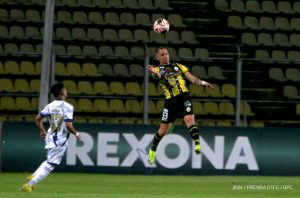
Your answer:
[153,63,190,99]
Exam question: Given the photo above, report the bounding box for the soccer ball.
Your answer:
[153,18,170,33]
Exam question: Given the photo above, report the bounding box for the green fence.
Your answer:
[1,122,300,175]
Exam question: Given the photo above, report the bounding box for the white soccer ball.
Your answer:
[153,18,170,33]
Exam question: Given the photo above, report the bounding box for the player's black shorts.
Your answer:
[161,92,193,124]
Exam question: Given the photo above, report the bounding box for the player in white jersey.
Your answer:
[21,83,81,192]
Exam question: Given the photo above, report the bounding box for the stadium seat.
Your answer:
[103,28,119,41]
[257,33,275,46]
[54,45,66,56]
[110,81,126,95]
[120,12,136,25]
[125,99,142,113]
[119,29,134,42]
[131,46,145,59]
[66,98,78,109]
[291,18,300,31]
[208,66,226,80]
[271,50,287,63]
[156,100,164,112]
[154,0,172,10]
[15,79,31,93]
[240,102,255,116]
[283,85,300,98]
[9,26,25,38]
[114,46,132,59]
[87,28,102,41]
[296,103,300,115]
[72,27,87,40]
[194,48,210,60]
[66,62,84,76]
[125,82,143,96]
[294,2,300,13]
[26,10,41,22]
[148,82,159,96]
[73,11,89,24]
[63,80,80,94]
[203,101,220,115]
[93,99,111,113]
[20,61,36,75]
[241,32,258,46]
[246,0,262,13]
[77,0,92,7]
[139,0,155,9]
[82,45,98,57]
[286,68,300,82]
[150,31,167,44]
[136,13,151,26]
[189,84,208,97]
[78,98,95,112]
[165,30,183,44]
[167,47,179,60]
[206,83,223,97]
[10,9,25,20]
[78,81,95,94]
[147,100,158,114]
[290,34,300,47]
[15,97,32,111]
[4,60,23,74]
[168,14,185,27]
[98,63,115,76]
[192,66,209,79]
[113,63,130,77]
[255,49,271,61]
[94,81,111,95]
[134,29,149,42]
[20,43,36,55]
[104,12,121,25]
[30,79,40,93]
[0,96,17,110]
[55,62,69,76]
[67,45,82,56]
[287,51,300,62]
[57,11,73,24]
[230,0,246,12]
[88,12,105,24]
[277,1,293,14]
[0,25,8,38]
[244,16,260,30]
[192,101,205,115]
[108,0,124,8]
[0,78,15,92]
[219,101,235,116]
[129,64,144,77]
[178,48,194,61]
[269,68,287,82]
[91,0,109,8]
[249,121,265,128]
[61,0,79,7]
[181,31,199,44]
[214,0,229,11]
[4,43,19,54]
[25,26,40,38]
[222,84,236,98]
[82,63,100,76]
[216,120,232,127]
[228,15,244,29]
[262,1,278,13]
[259,17,276,30]
[274,33,291,47]
[0,9,9,20]
[275,17,292,31]
[109,99,127,113]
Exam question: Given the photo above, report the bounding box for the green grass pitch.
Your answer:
[0,173,299,198]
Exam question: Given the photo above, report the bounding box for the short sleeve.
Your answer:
[40,105,49,117]
[64,104,74,122]
[177,63,189,73]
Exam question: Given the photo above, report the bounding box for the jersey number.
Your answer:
[50,113,63,132]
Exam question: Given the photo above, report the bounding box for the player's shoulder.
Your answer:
[174,63,190,71]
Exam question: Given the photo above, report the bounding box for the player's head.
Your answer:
[156,46,170,65]
[51,82,68,99]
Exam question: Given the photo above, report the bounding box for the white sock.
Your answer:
[28,161,55,187]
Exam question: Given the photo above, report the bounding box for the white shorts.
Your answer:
[47,144,67,166]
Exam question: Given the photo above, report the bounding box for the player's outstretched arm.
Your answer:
[65,122,80,140]
[185,72,214,89]
[35,114,47,138]
[147,65,161,79]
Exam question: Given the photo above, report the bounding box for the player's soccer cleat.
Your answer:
[26,175,33,182]
[20,183,34,192]
[195,144,201,154]
[148,149,156,164]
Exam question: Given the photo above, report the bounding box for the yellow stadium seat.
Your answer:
[31,97,39,111]
[249,120,265,128]
[20,61,36,75]
[66,98,78,109]
[222,84,236,98]
[110,81,126,95]
[94,81,111,95]
[56,62,70,76]
[15,79,31,93]
[148,82,159,96]
[98,63,115,76]
[203,101,220,115]
[219,101,235,116]
[216,120,232,127]
[82,63,100,76]
[0,78,15,92]
[4,60,23,74]
[109,99,127,113]
[206,83,223,97]
[192,101,205,115]
[296,104,300,115]
[77,98,95,112]
[15,97,32,111]
[1,96,17,110]
[93,99,111,113]
[125,82,143,96]
[30,79,40,93]
[113,63,130,77]
[240,102,255,116]
[66,62,84,76]
[147,100,158,114]
[156,100,164,112]
[63,80,80,94]
[125,99,142,113]
[189,84,208,97]
[77,81,95,94]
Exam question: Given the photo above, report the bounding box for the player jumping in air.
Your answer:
[21,83,81,192]
[147,47,214,164]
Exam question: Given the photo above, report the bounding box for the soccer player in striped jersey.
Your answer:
[147,47,214,164]
[21,83,81,192]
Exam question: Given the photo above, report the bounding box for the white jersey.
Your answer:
[40,100,74,149]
